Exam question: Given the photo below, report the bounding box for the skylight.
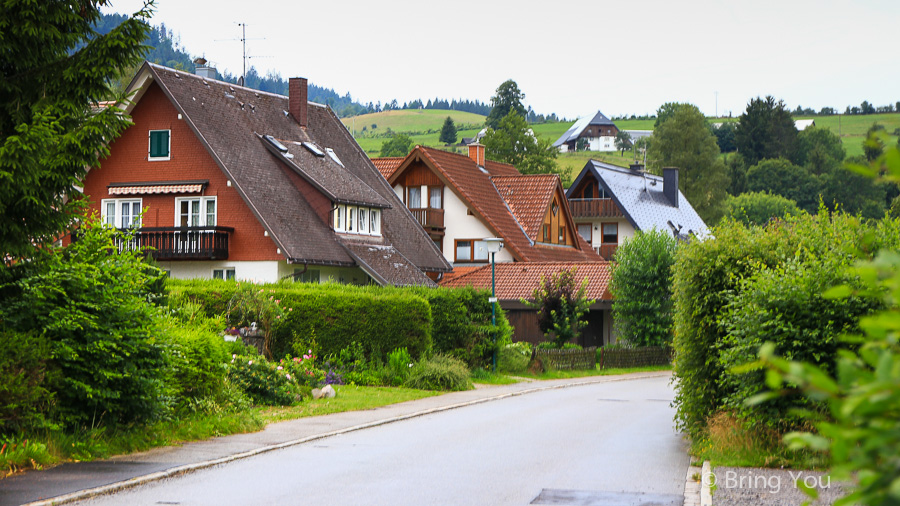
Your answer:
[303,142,326,157]
[264,135,288,153]
[326,148,344,167]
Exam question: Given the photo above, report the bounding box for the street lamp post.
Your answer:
[484,238,503,372]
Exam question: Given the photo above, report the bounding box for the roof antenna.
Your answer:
[215,22,268,86]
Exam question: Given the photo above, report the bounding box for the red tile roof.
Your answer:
[372,157,404,180]
[439,265,481,284]
[409,147,599,263]
[440,261,612,301]
[493,175,557,240]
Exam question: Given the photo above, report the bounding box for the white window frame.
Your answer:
[148,129,171,161]
[101,198,143,229]
[370,209,381,236]
[334,205,381,236]
[175,197,217,227]
[334,205,346,232]
[213,268,235,280]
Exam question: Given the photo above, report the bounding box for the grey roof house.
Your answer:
[565,160,708,259]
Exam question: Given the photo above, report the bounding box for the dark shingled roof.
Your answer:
[342,241,436,287]
[138,62,450,283]
[566,160,709,240]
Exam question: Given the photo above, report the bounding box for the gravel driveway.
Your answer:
[711,466,847,506]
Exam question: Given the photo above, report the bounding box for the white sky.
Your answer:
[105,0,900,120]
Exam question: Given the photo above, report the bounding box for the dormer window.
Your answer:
[149,130,170,160]
[334,204,381,236]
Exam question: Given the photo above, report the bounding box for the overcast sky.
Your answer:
[105,0,900,121]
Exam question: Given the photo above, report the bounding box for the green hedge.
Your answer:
[166,280,514,368]
[672,210,900,438]
[167,281,432,362]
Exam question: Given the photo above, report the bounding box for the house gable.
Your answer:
[83,81,282,262]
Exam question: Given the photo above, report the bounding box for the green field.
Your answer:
[343,108,899,167]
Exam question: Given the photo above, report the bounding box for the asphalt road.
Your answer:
[69,375,688,506]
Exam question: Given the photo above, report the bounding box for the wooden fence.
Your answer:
[534,347,597,370]
[598,346,673,369]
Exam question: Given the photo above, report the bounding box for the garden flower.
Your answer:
[248,360,253,365]
[285,374,291,380]
[277,366,283,370]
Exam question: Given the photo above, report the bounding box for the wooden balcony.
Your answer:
[409,208,444,229]
[77,226,235,260]
[568,198,624,219]
[595,244,618,261]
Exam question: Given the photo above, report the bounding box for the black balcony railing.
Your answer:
[77,226,235,260]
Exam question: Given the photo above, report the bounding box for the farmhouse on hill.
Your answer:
[75,62,450,285]
[553,111,619,152]
[566,160,709,260]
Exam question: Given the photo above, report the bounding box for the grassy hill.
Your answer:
[341,110,486,155]
[344,108,899,179]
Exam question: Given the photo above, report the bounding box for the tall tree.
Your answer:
[379,133,414,157]
[439,116,457,144]
[745,158,821,213]
[795,125,845,175]
[711,122,737,153]
[0,1,153,260]
[647,103,729,224]
[482,111,559,175]
[734,96,799,166]
[485,80,527,130]
[610,230,678,347]
[615,131,633,156]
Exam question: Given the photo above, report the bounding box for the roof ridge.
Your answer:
[147,62,328,107]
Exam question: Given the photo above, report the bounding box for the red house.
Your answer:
[77,62,450,285]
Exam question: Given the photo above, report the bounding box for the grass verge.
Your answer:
[1,386,437,477]
[691,412,825,470]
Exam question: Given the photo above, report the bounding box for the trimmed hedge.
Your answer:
[167,281,432,362]
[672,210,900,438]
[166,280,514,368]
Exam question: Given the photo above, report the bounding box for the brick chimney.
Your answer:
[663,167,679,208]
[289,77,308,128]
[468,142,485,166]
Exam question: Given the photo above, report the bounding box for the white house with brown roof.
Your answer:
[76,62,450,285]
[553,111,620,152]
[373,144,600,268]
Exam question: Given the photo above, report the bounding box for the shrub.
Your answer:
[718,257,877,431]
[403,355,472,391]
[672,210,900,438]
[0,220,167,428]
[527,267,593,348]
[0,331,51,434]
[610,229,678,347]
[497,342,532,374]
[226,355,301,406]
[387,347,413,386]
[408,286,512,368]
[156,314,230,408]
[278,353,325,388]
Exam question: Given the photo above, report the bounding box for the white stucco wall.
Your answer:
[573,217,635,250]
[588,135,617,152]
[158,260,372,285]
[442,187,515,265]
